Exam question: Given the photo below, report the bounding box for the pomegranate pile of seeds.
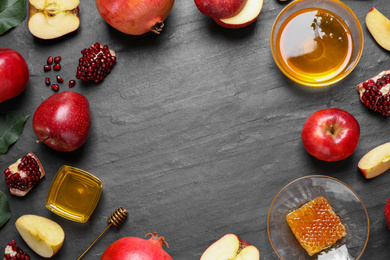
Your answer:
[4,155,42,191]
[76,42,116,83]
[357,70,390,116]
[3,240,30,260]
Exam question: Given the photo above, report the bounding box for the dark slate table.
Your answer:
[1,0,390,259]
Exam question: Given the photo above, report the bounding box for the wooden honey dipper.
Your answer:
[77,207,128,260]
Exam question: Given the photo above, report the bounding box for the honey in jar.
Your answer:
[276,8,353,83]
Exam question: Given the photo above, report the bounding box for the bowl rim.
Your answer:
[270,0,364,87]
[267,175,370,260]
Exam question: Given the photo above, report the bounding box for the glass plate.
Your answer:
[267,175,369,260]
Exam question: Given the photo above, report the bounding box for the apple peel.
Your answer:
[215,0,263,28]
[358,142,390,179]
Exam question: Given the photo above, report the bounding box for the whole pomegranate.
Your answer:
[95,0,175,35]
[101,232,173,260]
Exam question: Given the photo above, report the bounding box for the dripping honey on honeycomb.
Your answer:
[286,197,346,256]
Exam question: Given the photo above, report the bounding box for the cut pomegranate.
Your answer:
[357,70,390,116]
[44,65,51,72]
[3,240,30,260]
[47,56,53,65]
[45,77,51,86]
[76,42,116,83]
[51,84,60,92]
[54,56,61,64]
[3,152,45,197]
[56,75,64,83]
[69,79,76,88]
[53,64,61,71]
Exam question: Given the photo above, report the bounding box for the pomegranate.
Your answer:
[101,232,173,260]
[3,240,30,260]
[76,42,116,83]
[95,0,175,35]
[3,152,45,197]
[357,70,390,116]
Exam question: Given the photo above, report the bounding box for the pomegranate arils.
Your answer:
[54,56,61,64]
[47,56,53,65]
[76,42,116,83]
[3,240,30,260]
[56,75,64,83]
[51,84,60,92]
[69,79,76,88]
[357,70,390,116]
[53,64,61,71]
[44,65,51,72]
[45,77,51,86]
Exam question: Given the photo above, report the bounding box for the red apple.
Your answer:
[32,91,91,152]
[200,234,260,260]
[214,0,263,28]
[385,198,390,230]
[194,0,247,20]
[95,0,174,35]
[301,108,360,162]
[0,49,29,103]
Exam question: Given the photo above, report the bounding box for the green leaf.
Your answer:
[0,191,11,228]
[0,110,29,155]
[0,0,26,35]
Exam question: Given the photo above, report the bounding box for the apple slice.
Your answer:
[28,0,80,40]
[15,215,65,258]
[366,7,390,51]
[200,234,260,260]
[358,142,390,179]
[214,0,263,29]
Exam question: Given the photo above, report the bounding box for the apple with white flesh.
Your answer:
[15,215,65,258]
[214,0,263,29]
[194,0,247,20]
[28,0,80,39]
[301,108,360,162]
[366,7,390,51]
[200,234,260,260]
[358,142,390,179]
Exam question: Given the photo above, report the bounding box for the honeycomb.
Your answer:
[286,197,346,256]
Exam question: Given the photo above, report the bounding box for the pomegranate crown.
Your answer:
[146,232,169,248]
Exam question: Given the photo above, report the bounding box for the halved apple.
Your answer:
[200,234,260,260]
[15,215,65,258]
[28,0,80,40]
[358,142,390,179]
[214,0,263,29]
[366,7,390,51]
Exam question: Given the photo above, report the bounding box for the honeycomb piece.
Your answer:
[286,197,346,256]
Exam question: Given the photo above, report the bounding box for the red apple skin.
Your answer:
[0,49,29,103]
[301,108,360,162]
[32,91,91,152]
[95,0,174,35]
[385,198,390,230]
[194,0,247,19]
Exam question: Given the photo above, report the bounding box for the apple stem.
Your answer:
[36,137,50,144]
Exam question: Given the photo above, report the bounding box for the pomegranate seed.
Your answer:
[44,65,51,72]
[56,75,64,83]
[51,84,59,92]
[54,56,61,64]
[45,77,51,86]
[53,64,61,71]
[47,56,53,65]
[69,80,76,88]
[3,240,30,260]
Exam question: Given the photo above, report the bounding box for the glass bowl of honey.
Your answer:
[270,0,363,87]
[267,175,369,259]
[45,165,103,223]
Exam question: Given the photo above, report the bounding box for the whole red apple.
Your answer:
[95,0,174,35]
[194,0,247,19]
[301,108,360,162]
[385,198,390,230]
[0,49,29,103]
[32,91,91,152]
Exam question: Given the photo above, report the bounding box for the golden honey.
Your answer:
[276,8,353,83]
[46,166,103,223]
[286,197,346,256]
